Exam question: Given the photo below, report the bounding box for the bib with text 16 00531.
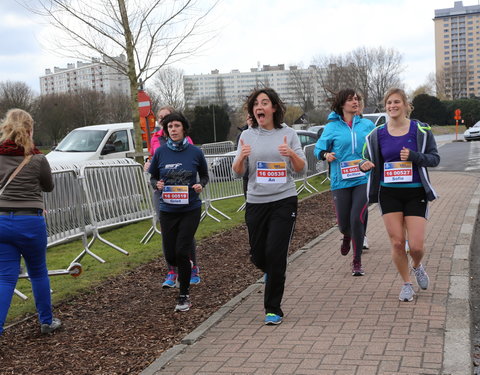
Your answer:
[256,161,287,184]
[383,161,413,183]
[162,185,189,205]
[340,159,365,180]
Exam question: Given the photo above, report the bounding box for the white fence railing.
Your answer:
[14,144,328,300]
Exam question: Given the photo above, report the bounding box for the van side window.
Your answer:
[106,130,128,152]
[377,116,386,126]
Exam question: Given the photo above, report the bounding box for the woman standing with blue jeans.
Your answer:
[0,108,61,335]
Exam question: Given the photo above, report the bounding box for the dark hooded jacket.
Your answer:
[360,120,440,203]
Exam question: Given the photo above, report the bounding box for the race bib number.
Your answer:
[256,161,287,184]
[162,185,189,205]
[384,161,413,183]
[340,159,365,180]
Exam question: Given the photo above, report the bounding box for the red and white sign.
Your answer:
[138,90,152,117]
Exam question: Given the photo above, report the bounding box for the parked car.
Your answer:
[307,125,326,138]
[210,151,236,181]
[363,112,389,127]
[46,122,145,164]
[295,129,319,148]
[464,121,480,141]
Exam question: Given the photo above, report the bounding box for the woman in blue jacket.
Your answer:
[359,88,439,302]
[314,89,374,276]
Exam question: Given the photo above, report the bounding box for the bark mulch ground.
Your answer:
[0,191,336,375]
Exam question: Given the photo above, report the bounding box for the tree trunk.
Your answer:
[118,0,144,164]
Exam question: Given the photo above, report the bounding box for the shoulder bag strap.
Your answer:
[0,155,33,196]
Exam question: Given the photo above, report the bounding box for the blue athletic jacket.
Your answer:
[314,112,375,190]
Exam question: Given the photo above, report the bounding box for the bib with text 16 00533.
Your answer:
[256,161,287,184]
[162,185,189,205]
[340,159,365,180]
[383,161,413,183]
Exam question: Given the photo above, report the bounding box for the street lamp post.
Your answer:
[212,105,217,142]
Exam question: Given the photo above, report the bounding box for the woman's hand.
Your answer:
[324,152,336,162]
[359,161,375,172]
[400,147,410,161]
[144,160,151,172]
[192,184,203,193]
[278,136,292,157]
[156,180,164,190]
[239,139,251,160]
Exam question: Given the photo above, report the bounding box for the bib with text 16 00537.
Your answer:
[162,185,189,205]
[383,161,413,183]
[340,159,365,180]
[256,161,287,184]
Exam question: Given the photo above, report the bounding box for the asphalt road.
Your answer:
[437,138,480,173]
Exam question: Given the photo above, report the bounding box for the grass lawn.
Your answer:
[430,124,466,135]
[7,175,330,324]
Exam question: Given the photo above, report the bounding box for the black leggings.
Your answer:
[154,190,197,268]
[159,207,201,295]
[332,184,368,262]
[245,196,297,317]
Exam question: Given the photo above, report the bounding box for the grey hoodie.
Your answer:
[233,124,306,204]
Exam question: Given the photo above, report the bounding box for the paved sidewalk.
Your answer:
[141,171,480,375]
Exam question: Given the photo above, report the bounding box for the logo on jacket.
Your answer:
[165,163,182,169]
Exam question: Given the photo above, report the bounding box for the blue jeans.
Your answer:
[0,214,52,334]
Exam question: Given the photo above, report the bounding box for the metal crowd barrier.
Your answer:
[201,140,235,155]
[79,159,154,258]
[199,144,329,220]
[295,144,328,194]
[200,153,244,222]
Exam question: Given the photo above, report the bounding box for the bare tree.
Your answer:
[214,77,227,106]
[440,62,473,99]
[288,65,316,113]
[312,55,354,104]
[366,47,404,108]
[313,47,405,110]
[0,81,35,116]
[29,0,218,162]
[153,67,185,110]
[33,93,79,145]
[105,91,132,122]
[76,88,108,126]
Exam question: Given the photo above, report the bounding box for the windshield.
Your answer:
[55,129,108,152]
[363,115,379,123]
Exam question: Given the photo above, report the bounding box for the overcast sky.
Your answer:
[0,0,475,94]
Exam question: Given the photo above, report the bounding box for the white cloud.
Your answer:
[0,0,475,93]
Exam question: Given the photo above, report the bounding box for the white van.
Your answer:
[363,112,389,127]
[46,122,144,164]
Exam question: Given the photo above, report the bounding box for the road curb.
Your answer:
[443,178,480,375]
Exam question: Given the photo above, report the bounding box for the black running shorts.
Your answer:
[379,186,428,218]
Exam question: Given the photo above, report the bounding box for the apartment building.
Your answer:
[183,64,326,110]
[434,1,480,99]
[39,55,130,96]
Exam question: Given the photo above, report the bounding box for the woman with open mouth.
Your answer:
[232,88,306,326]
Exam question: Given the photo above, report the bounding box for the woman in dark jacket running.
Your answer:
[148,112,209,312]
